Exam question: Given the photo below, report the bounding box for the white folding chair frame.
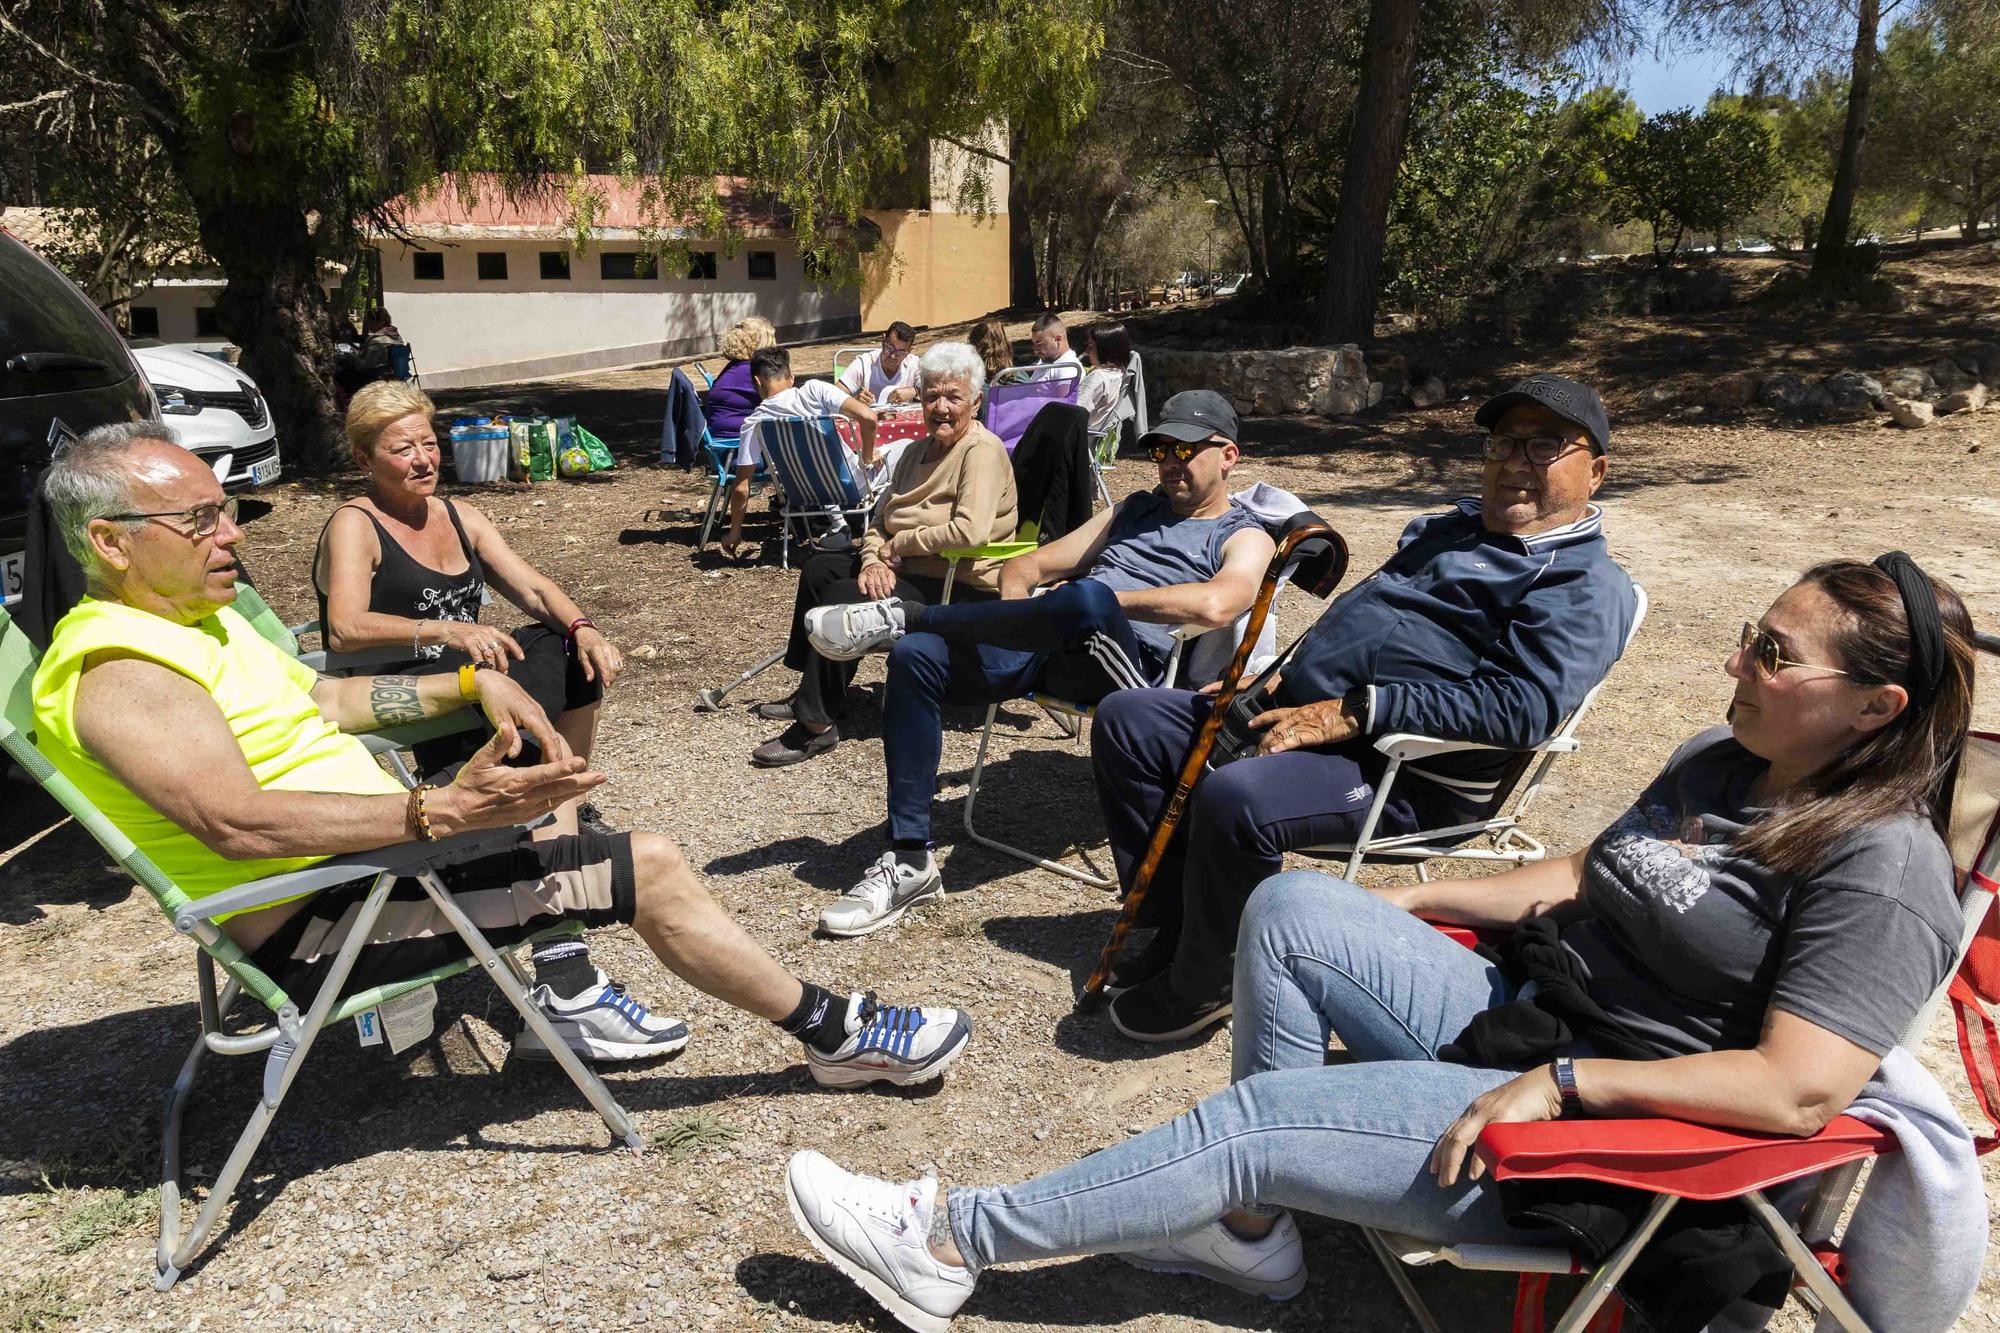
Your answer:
[1309,584,1648,881]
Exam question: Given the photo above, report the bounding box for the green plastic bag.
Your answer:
[575,424,616,472]
[527,419,557,482]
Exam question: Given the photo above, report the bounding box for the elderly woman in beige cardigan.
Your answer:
[749,342,1019,768]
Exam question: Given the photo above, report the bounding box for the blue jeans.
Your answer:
[948,872,1544,1271]
[883,580,1161,842]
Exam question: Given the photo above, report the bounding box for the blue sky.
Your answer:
[1621,43,1740,113]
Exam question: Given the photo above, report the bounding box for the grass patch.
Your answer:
[52,1189,152,1255]
[650,1111,739,1160]
[0,1274,79,1331]
[16,916,79,950]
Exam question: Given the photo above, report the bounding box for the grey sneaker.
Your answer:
[1117,1210,1306,1300]
[820,851,943,937]
[804,992,974,1089]
[513,969,692,1062]
[805,599,907,661]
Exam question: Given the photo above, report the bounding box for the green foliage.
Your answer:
[651,1111,739,1159]
[1607,107,1777,257]
[1870,12,2000,236]
[0,1275,77,1332]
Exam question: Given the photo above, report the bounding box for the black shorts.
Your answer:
[247,830,636,1004]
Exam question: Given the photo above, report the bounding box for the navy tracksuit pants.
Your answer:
[884,579,1161,843]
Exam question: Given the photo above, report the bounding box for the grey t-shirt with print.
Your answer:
[1561,726,1958,1059]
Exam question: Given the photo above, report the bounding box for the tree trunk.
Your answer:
[194,201,342,473]
[1316,0,1421,343]
[1008,126,1038,309]
[1811,0,1881,278]
[1042,210,1063,309]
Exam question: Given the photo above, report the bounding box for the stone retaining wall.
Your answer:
[1143,345,1383,419]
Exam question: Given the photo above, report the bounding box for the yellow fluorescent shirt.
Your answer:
[33,597,404,914]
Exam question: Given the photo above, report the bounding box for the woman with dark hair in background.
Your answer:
[969,319,1014,384]
[1078,323,1134,436]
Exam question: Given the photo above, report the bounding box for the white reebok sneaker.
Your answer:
[820,851,943,937]
[784,1150,974,1332]
[513,968,691,1062]
[805,991,973,1089]
[804,598,907,660]
[1117,1210,1306,1299]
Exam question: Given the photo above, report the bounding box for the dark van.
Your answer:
[1,226,157,607]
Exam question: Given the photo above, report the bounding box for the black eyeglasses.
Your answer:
[1146,440,1221,464]
[101,496,239,538]
[1482,433,1590,466]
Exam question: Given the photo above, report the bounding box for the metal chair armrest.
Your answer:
[1372,732,1580,762]
[173,822,538,929]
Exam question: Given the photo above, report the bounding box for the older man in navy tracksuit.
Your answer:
[1098,374,1639,1044]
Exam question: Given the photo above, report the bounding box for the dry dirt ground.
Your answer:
[5,261,2000,1332]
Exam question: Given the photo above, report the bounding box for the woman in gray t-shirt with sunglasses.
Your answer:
[777,554,1976,1333]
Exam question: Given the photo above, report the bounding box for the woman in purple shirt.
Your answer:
[704,316,774,439]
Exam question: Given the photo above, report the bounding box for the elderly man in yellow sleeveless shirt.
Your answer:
[30,422,973,1089]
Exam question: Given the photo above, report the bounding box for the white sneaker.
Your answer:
[513,968,691,1062]
[820,851,943,938]
[805,991,973,1089]
[805,598,907,660]
[1117,1211,1306,1300]
[784,1150,974,1332]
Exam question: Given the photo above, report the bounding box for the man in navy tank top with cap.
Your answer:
[1096,374,1639,1046]
[803,391,1277,938]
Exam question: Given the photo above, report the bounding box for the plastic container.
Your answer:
[450,417,511,484]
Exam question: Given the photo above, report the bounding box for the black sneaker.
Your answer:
[751,721,839,768]
[1108,971,1232,1044]
[1103,930,1177,999]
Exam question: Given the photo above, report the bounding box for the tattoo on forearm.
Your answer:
[368,675,425,727]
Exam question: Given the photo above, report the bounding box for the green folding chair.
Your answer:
[0,606,642,1291]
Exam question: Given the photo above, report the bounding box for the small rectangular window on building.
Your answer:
[128,307,160,338]
[539,251,571,280]
[476,251,509,281]
[686,251,718,281]
[601,252,658,280]
[747,250,778,281]
[195,306,223,338]
[413,251,445,281]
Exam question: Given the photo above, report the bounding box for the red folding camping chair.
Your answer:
[1367,629,2000,1333]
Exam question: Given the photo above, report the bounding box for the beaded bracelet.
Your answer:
[408,783,438,842]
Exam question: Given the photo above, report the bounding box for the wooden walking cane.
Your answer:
[1076,520,1346,1009]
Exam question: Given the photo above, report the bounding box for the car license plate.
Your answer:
[1,550,23,606]
[250,456,281,486]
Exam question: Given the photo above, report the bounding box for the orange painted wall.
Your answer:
[860,210,1010,331]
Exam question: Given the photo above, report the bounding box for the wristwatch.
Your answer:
[1552,1056,1584,1118]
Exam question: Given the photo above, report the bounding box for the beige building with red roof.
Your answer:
[370,151,1008,388]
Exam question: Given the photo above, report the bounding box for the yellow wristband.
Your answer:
[457,662,479,701]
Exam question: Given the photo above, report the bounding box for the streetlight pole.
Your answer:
[1202,197,1219,292]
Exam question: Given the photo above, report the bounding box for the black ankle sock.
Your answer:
[531,941,597,1000]
[890,841,933,871]
[778,982,853,1054]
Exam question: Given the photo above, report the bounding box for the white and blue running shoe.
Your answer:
[806,992,973,1089]
[514,968,692,1062]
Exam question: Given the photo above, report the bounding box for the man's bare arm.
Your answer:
[1114,527,1275,629]
[74,656,600,862]
[308,669,472,734]
[997,503,1121,599]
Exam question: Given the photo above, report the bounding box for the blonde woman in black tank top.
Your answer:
[315,384,678,1063]
[316,388,625,776]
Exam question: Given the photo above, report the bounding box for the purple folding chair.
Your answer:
[984,365,1082,451]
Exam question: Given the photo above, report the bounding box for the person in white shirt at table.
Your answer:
[1013,313,1082,385]
[1077,323,1136,436]
[837,322,921,407]
[721,347,879,559]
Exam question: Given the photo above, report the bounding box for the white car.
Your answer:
[1213,272,1249,297]
[131,342,282,490]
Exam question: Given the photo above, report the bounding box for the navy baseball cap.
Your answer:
[1143,390,1240,445]
[1475,374,1611,454]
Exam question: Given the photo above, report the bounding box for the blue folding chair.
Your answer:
[698,428,771,552]
[754,416,889,570]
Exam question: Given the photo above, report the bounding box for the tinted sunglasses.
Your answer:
[1738,622,1852,681]
[1146,439,1222,464]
